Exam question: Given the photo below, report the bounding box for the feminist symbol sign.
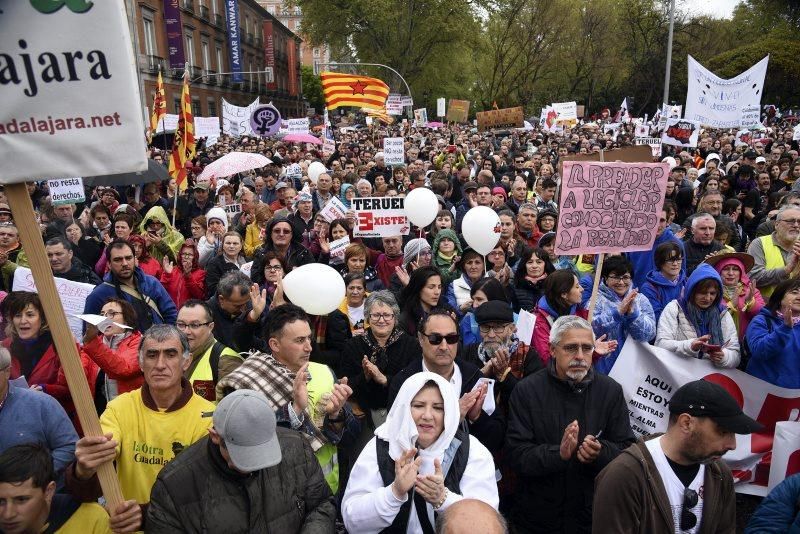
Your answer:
[249,104,282,137]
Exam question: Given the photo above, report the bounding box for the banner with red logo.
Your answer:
[352,197,410,238]
[609,339,800,496]
[263,20,276,91]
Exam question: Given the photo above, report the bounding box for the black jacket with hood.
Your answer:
[250,217,315,285]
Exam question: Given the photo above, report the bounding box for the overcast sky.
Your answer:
[685,0,742,19]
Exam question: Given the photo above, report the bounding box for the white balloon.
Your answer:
[404,187,439,227]
[282,263,345,315]
[307,161,327,183]
[461,206,501,256]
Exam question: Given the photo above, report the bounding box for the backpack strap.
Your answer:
[209,341,227,384]
[103,282,164,322]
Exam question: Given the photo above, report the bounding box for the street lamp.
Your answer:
[662,0,676,107]
[315,61,413,118]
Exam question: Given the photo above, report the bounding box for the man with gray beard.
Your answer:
[504,316,635,533]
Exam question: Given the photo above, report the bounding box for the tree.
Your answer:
[301,65,324,111]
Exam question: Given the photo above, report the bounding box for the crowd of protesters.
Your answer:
[1,114,800,533]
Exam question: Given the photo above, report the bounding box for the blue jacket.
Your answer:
[640,270,686,324]
[745,308,800,389]
[627,228,686,288]
[745,473,800,533]
[0,385,77,486]
[84,267,178,330]
[591,283,657,374]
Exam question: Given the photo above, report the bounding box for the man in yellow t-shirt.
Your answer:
[65,325,214,532]
[0,444,110,534]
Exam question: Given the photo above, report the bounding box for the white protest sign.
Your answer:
[768,422,800,491]
[401,96,414,107]
[222,97,260,136]
[386,94,403,115]
[414,108,428,127]
[685,55,769,128]
[1,2,147,183]
[740,105,761,129]
[610,338,800,497]
[74,314,131,335]
[284,118,310,134]
[352,197,410,238]
[794,125,800,142]
[635,137,663,159]
[556,161,670,255]
[329,235,350,263]
[319,196,348,222]
[47,177,85,205]
[436,98,446,117]
[156,114,179,133]
[322,137,335,157]
[285,163,302,183]
[13,267,95,339]
[222,203,242,217]
[515,309,536,345]
[194,116,221,139]
[365,116,373,126]
[383,137,405,166]
[635,123,650,138]
[661,118,701,148]
[552,101,578,122]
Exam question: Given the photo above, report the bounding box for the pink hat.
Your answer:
[492,186,507,199]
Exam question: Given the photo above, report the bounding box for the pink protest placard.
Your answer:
[556,161,670,255]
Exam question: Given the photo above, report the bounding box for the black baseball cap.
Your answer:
[668,380,763,434]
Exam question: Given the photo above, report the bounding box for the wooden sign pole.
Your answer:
[586,150,606,323]
[6,183,124,510]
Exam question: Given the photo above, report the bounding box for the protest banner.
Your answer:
[352,197,410,238]
[446,99,470,123]
[386,94,403,115]
[635,123,650,138]
[322,137,336,157]
[284,117,310,134]
[794,125,800,142]
[437,98,446,118]
[1,2,147,183]
[319,196,348,222]
[609,339,800,496]
[222,203,242,217]
[740,105,761,129]
[329,236,350,262]
[414,108,428,127]
[194,116,221,143]
[769,422,800,491]
[47,178,86,206]
[400,96,414,107]
[684,55,769,128]
[556,160,670,256]
[661,118,701,148]
[285,163,302,183]
[250,103,281,137]
[552,101,578,124]
[156,114,179,132]
[635,137,663,159]
[476,106,524,131]
[383,137,405,166]
[222,97,260,136]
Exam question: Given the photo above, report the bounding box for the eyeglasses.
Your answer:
[680,488,698,530]
[559,343,595,355]
[423,333,459,345]
[176,321,212,331]
[607,275,632,282]
[369,312,395,322]
[100,311,122,318]
[665,256,683,264]
[265,264,283,272]
[272,228,292,235]
[479,324,509,335]
[779,218,800,226]
[180,253,195,258]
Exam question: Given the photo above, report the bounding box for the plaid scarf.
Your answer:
[217,351,327,450]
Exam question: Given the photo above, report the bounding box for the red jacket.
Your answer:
[82,331,144,395]
[160,268,206,309]
[531,306,589,365]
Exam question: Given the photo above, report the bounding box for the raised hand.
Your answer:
[292,363,310,414]
[415,458,446,505]
[594,334,618,356]
[249,283,267,319]
[325,377,353,418]
[466,382,487,422]
[162,256,174,275]
[560,420,579,461]
[392,448,422,499]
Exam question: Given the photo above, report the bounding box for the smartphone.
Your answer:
[702,343,722,352]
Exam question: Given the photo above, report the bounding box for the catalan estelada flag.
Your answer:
[168,71,195,190]
[148,70,166,142]
[321,72,390,111]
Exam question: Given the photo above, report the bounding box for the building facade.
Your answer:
[134,0,304,122]
[255,1,330,71]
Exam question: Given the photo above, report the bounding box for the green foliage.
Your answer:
[301,65,325,111]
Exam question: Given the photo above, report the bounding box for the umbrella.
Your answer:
[83,159,169,187]
[197,151,272,181]
[283,133,323,145]
[149,130,175,149]
[426,121,444,128]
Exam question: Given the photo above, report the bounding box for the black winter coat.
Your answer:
[203,255,241,299]
[147,433,336,534]
[505,363,635,533]
[513,277,545,313]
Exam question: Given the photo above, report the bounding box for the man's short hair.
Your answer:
[776,204,800,221]
[691,213,716,229]
[105,239,134,261]
[0,346,10,370]
[138,324,190,366]
[45,235,72,251]
[180,299,213,323]
[518,202,538,215]
[0,443,53,489]
[217,271,252,299]
[264,303,309,340]
[549,315,594,346]
[418,306,458,335]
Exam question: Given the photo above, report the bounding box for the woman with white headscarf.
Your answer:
[342,372,498,533]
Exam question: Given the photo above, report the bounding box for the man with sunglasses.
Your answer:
[505,315,635,533]
[594,379,763,533]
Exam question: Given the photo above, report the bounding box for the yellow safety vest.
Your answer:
[189,341,241,402]
[760,234,786,298]
[306,361,340,493]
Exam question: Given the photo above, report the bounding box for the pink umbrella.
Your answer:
[283,133,323,145]
[427,121,445,128]
[197,152,272,181]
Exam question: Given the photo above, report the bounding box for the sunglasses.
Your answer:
[680,488,698,530]
[422,332,459,345]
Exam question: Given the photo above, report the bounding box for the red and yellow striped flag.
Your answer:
[363,107,394,125]
[148,70,166,142]
[321,71,390,111]
[168,71,195,189]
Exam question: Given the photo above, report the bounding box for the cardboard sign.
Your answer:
[386,94,403,115]
[319,196,348,222]
[383,137,405,166]
[556,161,670,255]
[476,106,524,131]
[1,2,147,183]
[352,197,410,238]
[329,235,350,262]
[610,338,800,496]
[436,98,446,117]
[446,99,470,123]
[12,267,95,339]
[47,177,85,205]
[685,55,768,128]
[661,118,700,148]
[634,137,663,159]
[222,203,241,216]
[740,105,761,129]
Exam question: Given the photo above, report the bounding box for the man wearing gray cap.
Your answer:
[593,379,764,533]
[147,389,336,533]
